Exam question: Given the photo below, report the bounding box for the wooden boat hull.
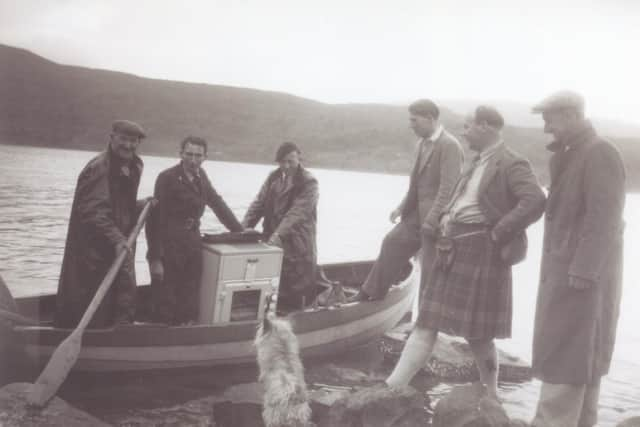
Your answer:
[12,260,417,372]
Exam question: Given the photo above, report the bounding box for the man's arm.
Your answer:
[76,165,127,249]
[491,158,546,242]
[242,178,270,228]
[204,176,243,232]
[145,172,169,262]
[568,142,625,284]
[272,178,319,239]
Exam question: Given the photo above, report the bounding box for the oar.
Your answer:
[27,201,153,407]
[0,308,40,326]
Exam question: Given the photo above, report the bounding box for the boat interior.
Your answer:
[14,260,413,329]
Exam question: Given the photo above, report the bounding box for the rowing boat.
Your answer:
[7,244,417,372]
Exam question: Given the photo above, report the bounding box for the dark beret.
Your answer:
[112,120,146,139]
[275,142,300,162]
[532,91,585,114]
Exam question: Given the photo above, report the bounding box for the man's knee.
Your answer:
[382,223,419,254]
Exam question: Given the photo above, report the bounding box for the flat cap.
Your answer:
[531,90,585,114]
[112,120,146,139]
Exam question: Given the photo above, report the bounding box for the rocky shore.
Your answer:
[2,321,639,426]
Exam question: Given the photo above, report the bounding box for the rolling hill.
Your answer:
[1,44,638,188]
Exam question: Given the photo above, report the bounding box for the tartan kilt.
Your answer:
[417,229,512,340]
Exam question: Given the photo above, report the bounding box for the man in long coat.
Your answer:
[531,91,626,427]
[55,120,149,328]
[385,106,545,400]
[351,99,464,302]
[242,142,318,309]
[145,136,243,325]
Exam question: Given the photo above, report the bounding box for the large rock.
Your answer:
[319,384,429,427]
[380,322,532,382]
[618,417,640,427]
[0,382,110,427]
[432,383,510,427]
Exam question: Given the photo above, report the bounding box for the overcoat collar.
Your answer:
[107,146,143,178]
[546,120,596,153]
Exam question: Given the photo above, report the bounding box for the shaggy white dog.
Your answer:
[255,314,312,427]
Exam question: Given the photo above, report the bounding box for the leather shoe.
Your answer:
[346,290,373,303]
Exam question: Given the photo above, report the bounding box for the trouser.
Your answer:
[531,379,601,427]
[361,217,436,300]
[153,233,202,324]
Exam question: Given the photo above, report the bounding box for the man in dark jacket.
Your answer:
[351,99,464,302]
[386,106,545,400]
[145,136,243,325]
[242,142,319,309]
[55,120,149,328]
[530,91,626,427]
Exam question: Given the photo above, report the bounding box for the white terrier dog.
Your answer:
[255,314,312,427]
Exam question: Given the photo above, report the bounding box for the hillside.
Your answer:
[1,44,638,188]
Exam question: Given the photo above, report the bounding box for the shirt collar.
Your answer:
[182,165,200,181]
[428,125,444,143]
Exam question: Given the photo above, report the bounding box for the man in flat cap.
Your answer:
[55,120,152,328]
[530,91,626,427]
[350,99,464,302]
[145,136,244,325]
[242,142,319,309]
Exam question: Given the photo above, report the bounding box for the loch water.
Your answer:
[1,144,639,425]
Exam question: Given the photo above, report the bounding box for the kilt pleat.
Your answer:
[417,229,512,340]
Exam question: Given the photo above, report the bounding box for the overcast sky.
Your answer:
[1,0,639,124]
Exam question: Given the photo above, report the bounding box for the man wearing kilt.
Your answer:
[386,105,546,400]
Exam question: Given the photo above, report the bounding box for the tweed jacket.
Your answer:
[243,165,318,255]
[401,129,464,229]
[445,144,546,264]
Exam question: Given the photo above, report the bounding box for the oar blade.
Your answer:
[27,329,82,407]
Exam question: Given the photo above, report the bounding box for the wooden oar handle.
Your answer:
[76,201,153,331]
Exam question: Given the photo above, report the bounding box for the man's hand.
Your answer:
[147,196,159,208]
[267,233,282,247]
[568,275,594,290]
[389,208,401,224]
[116,240,132,256]
[149,259,164,282]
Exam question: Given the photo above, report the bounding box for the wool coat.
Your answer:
[243,165,318,305]
[532,121,626,385]
[55,148,143,328]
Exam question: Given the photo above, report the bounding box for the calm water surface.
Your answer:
[1,144,639,425]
